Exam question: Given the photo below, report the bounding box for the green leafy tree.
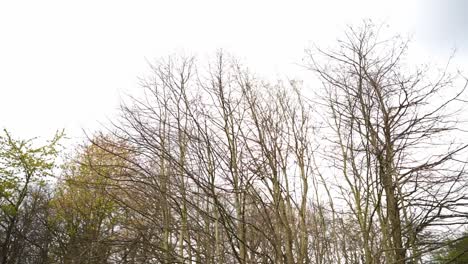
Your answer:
[0,129,62,264]
[48,138,126,264]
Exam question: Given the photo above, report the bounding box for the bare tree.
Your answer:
[85,52,321,263]
[308,22,468,263]
[2,23,465,264]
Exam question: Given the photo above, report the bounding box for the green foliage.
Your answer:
[433,233,468,264]
[47,139,125,263]
[0,129,63,216]
[0,129,63,263]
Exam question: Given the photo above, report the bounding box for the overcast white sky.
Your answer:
[1,0,467,142]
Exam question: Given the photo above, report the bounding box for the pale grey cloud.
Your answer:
[411,0,468,61]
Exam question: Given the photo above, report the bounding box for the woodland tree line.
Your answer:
[1,24,468,264]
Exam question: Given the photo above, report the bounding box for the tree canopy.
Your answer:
[1,23,467,264]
